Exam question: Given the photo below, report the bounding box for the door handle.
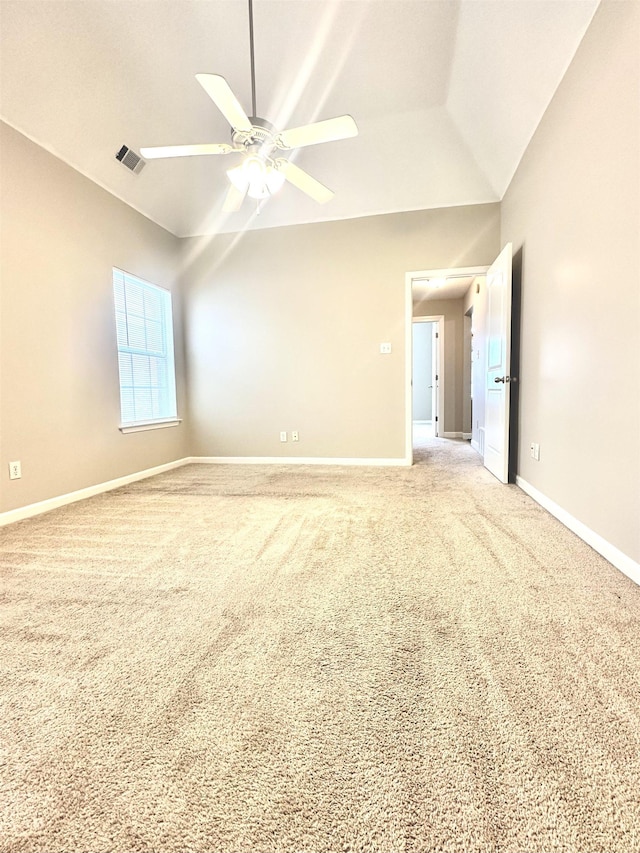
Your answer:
[494,376,510,383]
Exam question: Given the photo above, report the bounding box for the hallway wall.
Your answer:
[413,298,467,436]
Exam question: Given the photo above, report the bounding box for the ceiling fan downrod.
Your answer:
[248,0,257,119]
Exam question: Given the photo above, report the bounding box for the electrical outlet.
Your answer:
[530,442,540,461]
[9,461,21,480]
[379,342,392,354]
[280,431,287,442]
[292,431,299,442]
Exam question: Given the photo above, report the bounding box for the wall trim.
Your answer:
[189,456,411,467]
[0,458,191,527]
[442,432,472,440]
[516,476,640,587]
[0,455,410,526]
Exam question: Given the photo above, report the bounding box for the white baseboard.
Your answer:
[4,460,635,589]
[189,456,411,467]
[0,455,411,527]
[463,432,472,440]
[516,476,640,587]
[0,458,191,527]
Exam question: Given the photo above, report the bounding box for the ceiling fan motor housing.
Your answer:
[232,116,278,153]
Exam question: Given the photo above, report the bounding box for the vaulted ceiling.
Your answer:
[0,0,599,237]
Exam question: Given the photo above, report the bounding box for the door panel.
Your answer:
[432,324,439,436]
[483,243,513,483]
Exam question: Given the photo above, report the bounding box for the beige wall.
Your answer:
[0,122,189,512]
[501,0,640,561]
[181,205,500,459]
[413,298,467,435]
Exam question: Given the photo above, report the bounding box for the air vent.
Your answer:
[115,145,146,174]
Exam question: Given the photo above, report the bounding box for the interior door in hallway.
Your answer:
[431,321,439,436]
[483,243,513,483]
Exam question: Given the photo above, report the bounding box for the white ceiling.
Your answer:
[0,0,599,237]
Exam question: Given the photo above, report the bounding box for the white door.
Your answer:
[483,243,513,483]
[432,324,439,436]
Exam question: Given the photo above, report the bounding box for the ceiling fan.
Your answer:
[140,0,358,213]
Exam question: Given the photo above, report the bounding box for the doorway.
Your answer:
[404,265,489,464]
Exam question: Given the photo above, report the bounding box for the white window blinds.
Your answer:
[113,269,177,426]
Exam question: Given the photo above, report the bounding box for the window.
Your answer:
[113,269,178,432]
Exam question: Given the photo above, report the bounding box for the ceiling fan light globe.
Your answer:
[247,182,270,200]
[243,155,266,184]
[266,167,285,194]
[227,164,248,192]
[243,155,271,198]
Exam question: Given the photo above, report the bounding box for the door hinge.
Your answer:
[435,332,439,338]
[435,416,438,422]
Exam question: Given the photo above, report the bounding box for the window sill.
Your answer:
[119,418,182,434]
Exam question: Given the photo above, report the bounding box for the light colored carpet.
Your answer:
[1,437,639,852]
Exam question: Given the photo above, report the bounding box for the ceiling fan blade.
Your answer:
[196,73,253,133]
[140,143,234,159]
[277,115,358,150]
[223,179,248,213]
[276,160,334,204]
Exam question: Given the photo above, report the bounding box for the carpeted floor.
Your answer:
[1,437,639,852]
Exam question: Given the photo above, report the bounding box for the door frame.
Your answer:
[405,265,489,464]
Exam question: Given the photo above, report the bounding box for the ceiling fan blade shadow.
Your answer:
[276,160,334,204]
[277,115,358,150]
[140,143,235,159]
[223,181,248,213]
[196,74,253,133]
